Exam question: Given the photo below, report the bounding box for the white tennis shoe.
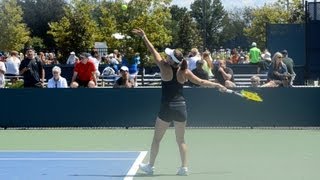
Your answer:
[139,163,154,175]
[176,167,188,176]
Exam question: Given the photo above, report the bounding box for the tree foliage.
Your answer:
[191,0,227,51]
[176,13,202,52]
[221,8,250,49]
[244,0,304,49]
[0,0,30,51]
[119,0,172,66]
[169,5,202,52]
[17,0,66,48]
[48,0,101,61]
[96,1,119,50]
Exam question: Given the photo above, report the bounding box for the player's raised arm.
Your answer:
[132,28,163,66]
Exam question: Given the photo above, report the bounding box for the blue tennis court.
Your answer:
[0,151,147,180]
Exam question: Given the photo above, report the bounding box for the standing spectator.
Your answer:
[190,60,209,87]
[281,50,295,85]
[0,60,6,88]
[113,66,135,88]
[258,48,272,73]
[0,53,3,61]
[5,51,21,77]
[121,47,140,86]
[113,49,122,64]
[38,52,47,65]
[88,50,101,77]
[46,53,55,65]
[249,42,261,73]
[187,48,201,71]
[47,66,68,88]
[66,52,79,65]
[214,60,236,88]
[19,48,45,88]
[70,53,97,88]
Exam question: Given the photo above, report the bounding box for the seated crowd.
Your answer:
[0,43,296,89]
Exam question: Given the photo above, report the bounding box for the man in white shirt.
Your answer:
[0,61,6,88]
[5,51,21,76]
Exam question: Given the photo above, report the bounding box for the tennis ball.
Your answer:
[121,4,128,11]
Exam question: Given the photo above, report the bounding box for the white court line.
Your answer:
[0,150,141,153]
[0,158,136,161]
[124,151,148,180]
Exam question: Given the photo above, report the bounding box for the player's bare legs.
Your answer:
[149,117,170,166]
[174,121,188,167]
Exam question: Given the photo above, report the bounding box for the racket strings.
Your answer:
[241,90,263,102]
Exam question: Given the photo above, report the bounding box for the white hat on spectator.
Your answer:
[120,66,129,72]
[252,42,257,47]
[263,52,271,61]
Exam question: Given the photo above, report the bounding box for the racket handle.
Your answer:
[226,89,233,94]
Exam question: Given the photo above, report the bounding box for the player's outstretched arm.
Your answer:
[132,28,162,66]
[185,69,227,92]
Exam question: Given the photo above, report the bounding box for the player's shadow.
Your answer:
[69,173,178,178]
[69,171,232,178]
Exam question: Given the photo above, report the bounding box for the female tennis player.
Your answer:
[132,28,227,176]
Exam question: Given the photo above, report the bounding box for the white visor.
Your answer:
[165,48,180,64]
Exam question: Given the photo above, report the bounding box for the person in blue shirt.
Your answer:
[121,47,140,86]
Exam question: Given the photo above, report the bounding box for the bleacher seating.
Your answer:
[5,73,267,88]
[98,73,268,87]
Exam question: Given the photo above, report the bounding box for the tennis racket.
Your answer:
[226,89,263,102]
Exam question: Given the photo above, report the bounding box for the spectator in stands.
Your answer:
[214,60,236,88]
[281,50,295,85]
[187,48,201,71]
[19,52,24,61]
[265,52,291,87]
[202,51,213,77]
[121,47,140,86]
[70,53,97,88]
[5,51,21,77]
[249,42,261,72]
[19,48,45,88]
[47,66,68,88]
[250,75,261,88]
[250,75,272,87]
[189,60,209,87]
[89,50,101,77]
[0,60,6,88]
[229,48,240,64]
[113,66,135,88]
[38,52,47,65]
[258,48,272,73]
[113,49,122,64]
[46,53,55,65]
[66,52,79,65]
[52,57,60,65]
